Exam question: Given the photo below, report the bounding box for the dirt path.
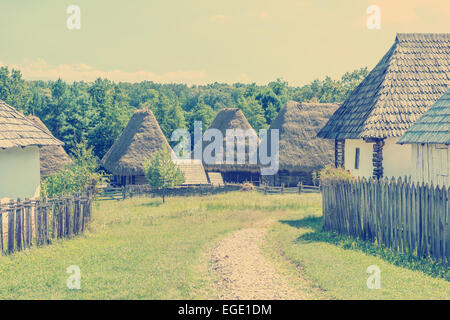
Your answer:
[210,228,315,300]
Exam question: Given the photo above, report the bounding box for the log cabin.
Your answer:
[318,33,450,179]
[398,89,450,186]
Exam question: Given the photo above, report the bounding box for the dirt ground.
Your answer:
[210,228,315,300]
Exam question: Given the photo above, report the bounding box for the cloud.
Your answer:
[1,59,208,84]
[209,14,231,23]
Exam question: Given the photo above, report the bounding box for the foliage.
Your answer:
[0,65,368,159]
[41,142,102,197]
[143,148,185,202]
[318,164,355,185]
[0,193,447,299]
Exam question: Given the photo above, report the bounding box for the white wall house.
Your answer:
[318,33,450,180]
[0,100,63,202]
[344,138,412,179]
[398,89,450,187]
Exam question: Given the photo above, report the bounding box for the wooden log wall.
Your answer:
[334,139,345,168]
[0,192,93,256]
[322,178,449,265]
[372,139,385,179]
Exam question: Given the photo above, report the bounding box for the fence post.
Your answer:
[298,182,303,194]
[0,203,3,255]
[264,184,268,195]
[122,186,126,200]
[281,183,284,194]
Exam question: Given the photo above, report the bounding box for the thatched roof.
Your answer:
[0,100,62,149]
[267,101,339,172]
[398,89,450,145]
[27,116,72,177]
[318,33,450,140]
[202,108,259,172]
[102,108,172,175]
[173,159,209,185]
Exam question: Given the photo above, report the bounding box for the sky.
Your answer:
[0,0,449,86]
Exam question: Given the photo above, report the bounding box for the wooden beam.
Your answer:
[334,139,345,168]
[372,139,385,179]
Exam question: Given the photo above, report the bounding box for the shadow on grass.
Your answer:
[279,216,450,281]
[139,201,163,208]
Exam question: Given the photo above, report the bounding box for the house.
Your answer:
[0,100,63,200]
[173,159,210,185]
[202,108,260,184]
[27,115,72,178]
[398,89,450,186]
[102,108,173,186]
[318,33,450,179]
[262,101,339,186]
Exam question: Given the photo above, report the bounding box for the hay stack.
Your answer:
[102,108,172,185]
[202,108,260,183]
[263,101,339,186]
[27,116,72,177]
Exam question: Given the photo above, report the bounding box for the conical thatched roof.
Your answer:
[27,115,72,177]
[202,108,259,172]
[0,100,62,149]
[318,33,450,140]
[102,108,172,175]
[266,101,339,172]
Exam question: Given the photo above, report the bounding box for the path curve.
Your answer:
[210,228,312,300]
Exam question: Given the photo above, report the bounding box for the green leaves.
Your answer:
[143,148,185,192]
[41,141,102,197]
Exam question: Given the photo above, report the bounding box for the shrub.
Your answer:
[240,182,255,191]
[319,164,355,185]
[41,142,102,197]
[143,147,185,203]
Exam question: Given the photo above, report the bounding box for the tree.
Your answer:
[143,148,185,203]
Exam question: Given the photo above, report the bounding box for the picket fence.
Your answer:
[0,192,93,256]
[322,178,449,264]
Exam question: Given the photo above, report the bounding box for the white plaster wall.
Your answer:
[344,139,374,178]
[383,137,412,179]
[0,146,40,202]
[412,144,449,187]
[344,138,412,179]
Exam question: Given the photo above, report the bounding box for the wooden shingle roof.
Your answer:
[398,89,450,145]
[0,100,63,149]
[318,33,450,140]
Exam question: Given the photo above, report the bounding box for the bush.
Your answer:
[41,142,102,197]
[143,147,185,203]
[240,182,255,191]
[319,164,355,185]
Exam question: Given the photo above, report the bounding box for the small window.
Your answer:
[355,148,360,169]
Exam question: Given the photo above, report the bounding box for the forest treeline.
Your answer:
[0,66,368,159]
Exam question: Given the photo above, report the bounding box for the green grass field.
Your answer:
[0,192,448,299]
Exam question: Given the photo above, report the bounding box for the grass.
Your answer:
[267,212,450,299]
[0,191,448,299]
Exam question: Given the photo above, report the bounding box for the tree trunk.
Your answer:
[162,189,165,203]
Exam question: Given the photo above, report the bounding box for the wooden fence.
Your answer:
[0,192,93,256]
[322,178,449,264]
[255,183,321,194]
